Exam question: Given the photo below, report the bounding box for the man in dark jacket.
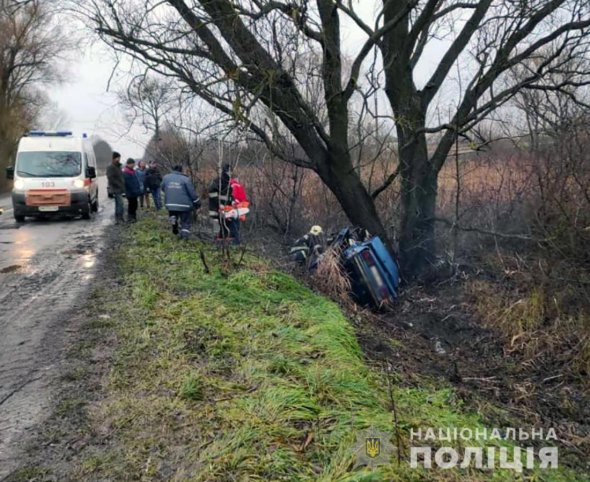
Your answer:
[208,163,239,243]
[162,165,200,240]
[106,151,124,223]
[145,161,163,210]
[123,158,142,222]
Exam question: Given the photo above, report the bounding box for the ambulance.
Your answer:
[6,131,99,222]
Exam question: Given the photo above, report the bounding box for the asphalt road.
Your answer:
[0,177,111,478]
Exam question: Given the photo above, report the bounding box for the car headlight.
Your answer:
[73,179,85,189]
[14,179,25,190]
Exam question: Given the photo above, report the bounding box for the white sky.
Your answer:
[46,3,449,159]
[48,41,151,159]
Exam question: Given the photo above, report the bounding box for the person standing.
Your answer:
[208,163,236,243]
[106,151,124,224]
[123,158,141,222]
[162,165,200,240]
[145,161,163,210]
[227,174,248,244]
[136,161,150,209]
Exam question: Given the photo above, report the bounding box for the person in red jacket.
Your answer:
[228,175,249,241]
[230,177,247,203]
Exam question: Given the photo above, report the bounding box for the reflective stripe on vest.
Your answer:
[166,203,191,209]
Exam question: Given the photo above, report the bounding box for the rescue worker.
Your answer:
[162,164,200,240]
[208,163,239,243]
[289,225,326,267]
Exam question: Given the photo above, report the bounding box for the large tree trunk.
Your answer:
[316,152,391,248]
[398,132,438,278]
[385,85,438,279]
[379,5,439,280]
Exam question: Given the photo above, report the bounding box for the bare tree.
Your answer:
[0,0,67,189]
[83,0,590,278]
[118,74,177,138]
[366,0,590,276]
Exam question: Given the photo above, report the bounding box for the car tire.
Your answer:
[91,197,99,212]
[14,214,25,222]
[82,198,92,219]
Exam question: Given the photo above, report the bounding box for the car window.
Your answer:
[16,151,82,177]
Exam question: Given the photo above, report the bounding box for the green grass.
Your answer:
[75,216,582,481]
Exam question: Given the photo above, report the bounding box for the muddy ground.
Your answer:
[355,278,590,472]
[1,221,122,482]
[0,179,111,480]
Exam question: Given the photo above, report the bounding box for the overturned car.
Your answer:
[290,226,400,308]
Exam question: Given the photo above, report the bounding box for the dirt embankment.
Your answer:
[353,274,590,472]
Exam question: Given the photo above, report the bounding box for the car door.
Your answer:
[84,148,98,201]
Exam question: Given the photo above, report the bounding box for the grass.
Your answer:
[73,215,583,481]
[467,275,590,376]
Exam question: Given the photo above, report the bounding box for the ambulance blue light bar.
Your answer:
[26,130,73,137]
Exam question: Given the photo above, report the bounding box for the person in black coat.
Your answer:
[106,152,125,223]
[145,161,163,210]
[208,163,239,243]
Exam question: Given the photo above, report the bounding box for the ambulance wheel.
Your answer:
[81,201,92,219]
[14,214,25,222]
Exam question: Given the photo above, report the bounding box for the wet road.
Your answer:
[0,178,111,478]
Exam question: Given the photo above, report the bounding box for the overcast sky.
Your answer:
[46,3,449,160]
[47,35,151,159]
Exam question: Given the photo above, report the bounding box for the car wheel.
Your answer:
[82,198,92,219]
[14,214,25,222]
[91,197,99,212]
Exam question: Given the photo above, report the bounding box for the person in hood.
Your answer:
[208,163,240,244]
[162,164,200,240]
[106,151,124,223]
[123,158,142,222]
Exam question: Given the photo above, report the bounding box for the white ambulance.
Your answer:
[7,131,99,222]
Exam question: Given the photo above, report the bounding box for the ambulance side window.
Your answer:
[87,148,96,167]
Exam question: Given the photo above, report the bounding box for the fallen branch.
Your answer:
[433,217,541,241]
[199,250,210,274]
[385,363,402,465]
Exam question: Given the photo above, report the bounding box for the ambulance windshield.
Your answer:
[16,151,81,177]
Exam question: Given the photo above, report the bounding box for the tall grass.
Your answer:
[71,216,582,481]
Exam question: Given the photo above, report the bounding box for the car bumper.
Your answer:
[12,191,90,216]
